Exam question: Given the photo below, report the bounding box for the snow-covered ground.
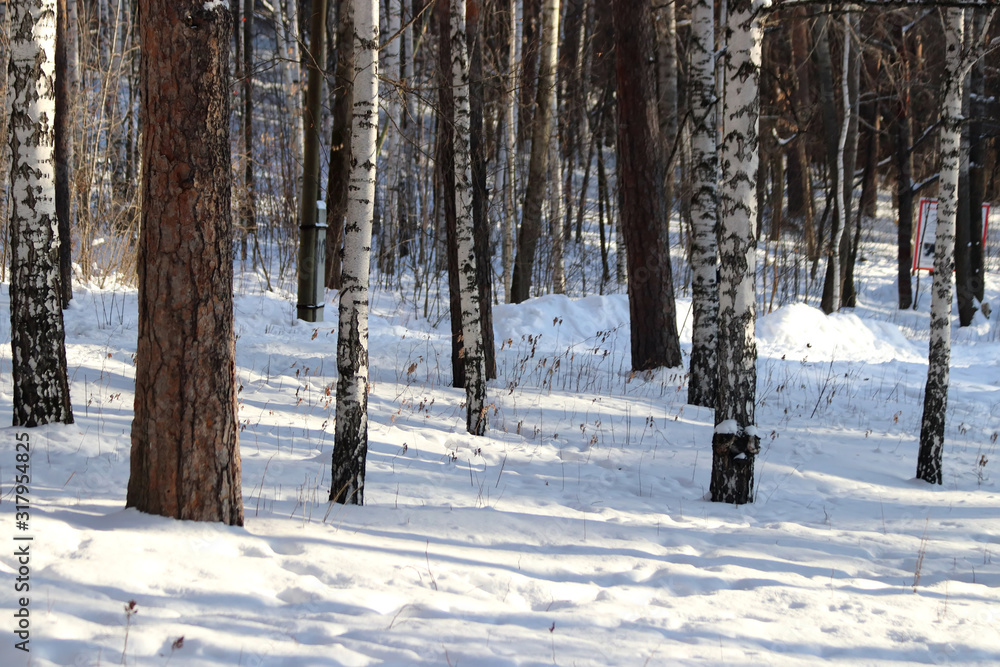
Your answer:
[1,219,999,666]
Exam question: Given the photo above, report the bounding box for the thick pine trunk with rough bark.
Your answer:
[451,0,487,435]
[331,0,379,505]
[917,9,964,486]
[127,0,242,525]
[687,0,718,408]
[611,0,682,372]
[711,0,764,505]
[8,0,74,427]
[510,0,558,304]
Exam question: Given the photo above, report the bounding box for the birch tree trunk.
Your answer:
[510,0,558,304]
[711,0,765,505]
[331,0,379,504]
[282,0,304,168]
[8,0,74,427]
[917,8,964,485]
[826,11,854,314]
[127,0,241,524]
[501,0,518,301]
[687,0,718,408]
[451,0,487,435]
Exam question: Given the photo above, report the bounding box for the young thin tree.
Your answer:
[711,0,766,505]
[8,0,74,427]
[451,0,488,435]
[127,0,242,525]
[611,0,682,371]
[510,0,559,304]
[687,0,719,408]
[916,7,995,484]
[55,0,74,308]
[331,0,379,504]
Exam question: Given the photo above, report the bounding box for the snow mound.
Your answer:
[757,302,922,363]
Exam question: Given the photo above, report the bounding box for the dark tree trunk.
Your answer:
[241,0,256,248]
[612,0,682,371]
[325,0,353,289]
[55,0,73,308]
[468,0,496,380]
[968,45,986,305]
[895,108,914,310]
[127,0,243,525]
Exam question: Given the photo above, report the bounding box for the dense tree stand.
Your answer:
[127,1,243,525]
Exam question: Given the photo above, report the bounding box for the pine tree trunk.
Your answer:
[332,0,379,505]
[955,74,976,327]
[510,0,558,304]
[786,6,814,237]
[397,0,418,260]
[967,13,986,305]
[612,0,682,371]
[127,0,241,525]
[241,0,256,246]
[894,106,914,310]
[686,0,718,408]
[654,0,677,234]
[467,0,496,379]
[55,0,74,308]
[711,0,763,505]
[917,8,963,486]
[8,0,74,427]
[325,0,354,289]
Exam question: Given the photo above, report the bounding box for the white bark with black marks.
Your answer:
[917,8,964,486]
[451,0,487,435]
[332,0,379,504]
[711,0,766,505]
[8,0,74,427]
[687,0,719,409]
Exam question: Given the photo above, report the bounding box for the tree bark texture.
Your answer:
[712,0,764,505]
[510,0,558,304]
[127,0,242,524]
[467,0,496,379]
[611,0,682,372]
[8,0,74,427]
[687,0,719,408]
[325,0,354,289]
[55,0,73,308]
[917,9,963,486]
[452,0,487,435]
[331,0,379,505]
